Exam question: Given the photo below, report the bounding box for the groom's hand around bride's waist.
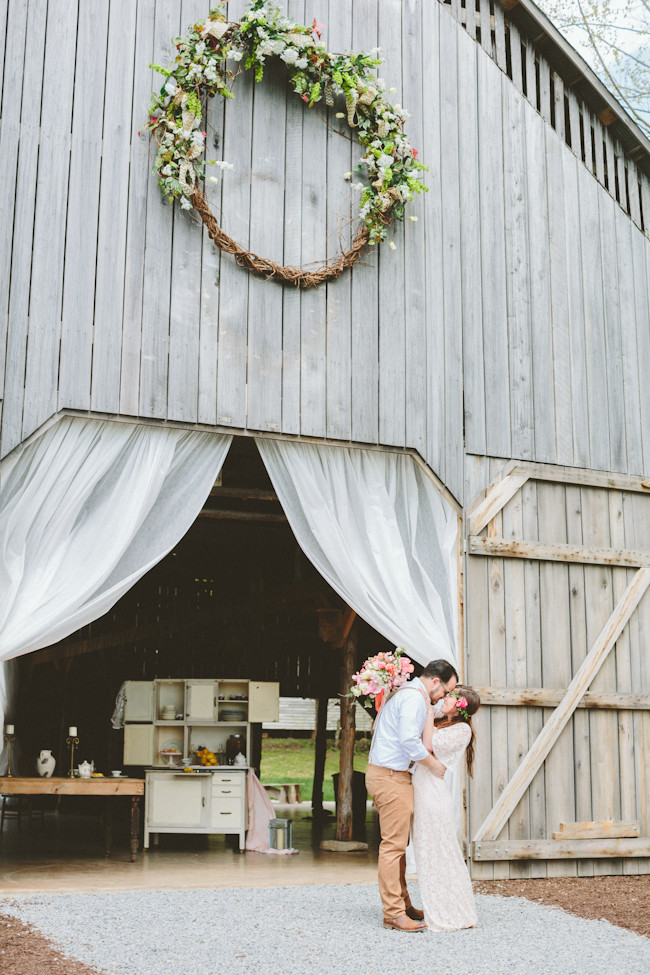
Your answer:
[418,752,446,778]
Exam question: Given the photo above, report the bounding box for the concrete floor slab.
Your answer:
[0,802,379,895]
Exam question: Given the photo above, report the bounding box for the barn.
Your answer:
[1,0,650,878]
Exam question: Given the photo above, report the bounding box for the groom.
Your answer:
[365,659,459,931]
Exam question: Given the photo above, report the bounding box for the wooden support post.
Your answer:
[336,623,357,842]
[311,694,329,820]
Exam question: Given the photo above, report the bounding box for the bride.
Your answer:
[412,685,480,931]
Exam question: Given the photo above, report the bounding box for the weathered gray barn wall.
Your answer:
[2,0,650,505]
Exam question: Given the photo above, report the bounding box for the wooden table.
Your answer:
[0,777,145,861]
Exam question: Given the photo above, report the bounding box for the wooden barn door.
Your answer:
[465,461,650,878]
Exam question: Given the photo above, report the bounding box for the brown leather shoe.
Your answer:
[405,906,425,922]
[383,913,427,932]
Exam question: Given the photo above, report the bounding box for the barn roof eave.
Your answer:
[502,0,650,176]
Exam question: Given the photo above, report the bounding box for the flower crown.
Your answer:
[452,692,469,720]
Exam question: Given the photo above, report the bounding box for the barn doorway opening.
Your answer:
[3,427,460,872]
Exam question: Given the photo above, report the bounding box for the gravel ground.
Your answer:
[2,884,650,975]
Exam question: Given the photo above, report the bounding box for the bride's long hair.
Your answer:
[434,685,480,777]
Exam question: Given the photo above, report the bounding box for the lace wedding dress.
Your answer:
[412,723,477,931]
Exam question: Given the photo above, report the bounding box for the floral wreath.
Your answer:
[145,0,427,288]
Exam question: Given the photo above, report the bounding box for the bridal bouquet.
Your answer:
[350,648,415,711]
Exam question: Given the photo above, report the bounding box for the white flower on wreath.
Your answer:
[227,50,243,62]
[194,41,206,57]
[280,47,298,65]
[180,195,193,210]
[377,153,394,168]
[295,57,308,69]
[163,76,177,96]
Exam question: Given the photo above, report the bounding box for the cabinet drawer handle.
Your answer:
[220,811,232,816]
[221,789,232,794]
[202,797,205,807]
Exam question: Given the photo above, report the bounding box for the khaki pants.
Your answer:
[366,762,415,919]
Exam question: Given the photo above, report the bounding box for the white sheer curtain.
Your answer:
[256,439,458,667]
[0,417,231,737]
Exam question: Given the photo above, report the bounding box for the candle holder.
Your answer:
[3,733,15,777]
[66,736,79,778]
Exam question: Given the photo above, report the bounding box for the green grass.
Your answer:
[259,737,369,802]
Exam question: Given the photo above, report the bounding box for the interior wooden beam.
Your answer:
[198,509,287,523]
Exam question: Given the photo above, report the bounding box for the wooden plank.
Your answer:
[238,0,286,432]
[474,838,650,860]
[526,108,554,463]
[216,0,254,430]
[0,0,46,457]
[578,164,610,471]
[90,0,139,415]
[0,777,144,797]
[566,89,581,158]
[593,115,606,186]
[119,0,156,417]
[422,0,445,480]
[629,167,642,229]
[545,129,572,466]
[537,481,576,878]
[458,33,485,456]
[298,0,327,438]
[565,482,592,877]
[538,57,551,125]
[166,0,206,425]
[503,80,533,461]
[138,0,179,419]
[521,478,546,877]
[473,567,650,843]
[440,9,463,496]
[552,72,564,142]
[59,0,110,411]
[377,0,405,449]
[603,126,615,194]
[279,0,306,436]
[493,1,506,70]
[553,821,640,840]
[476,688,650,710]
[478,0,491,56]
[0,0,29,404]
[508,20,522,93]
[478,54,510,458]
[465,0,477,41]
[599,194,627,472]
[508,461,650,494]
[22,0,79,439]
[502,465,532,877]
[403,0,426,457]
[350,0,379,445]
[631,225,650,474]
[198,57,224,428]
[486,462,509,880]
[464,457,494,879]
[324,0,353,443]
[608,491,638,876]
[469,536,650,568]
[469,474,528,536]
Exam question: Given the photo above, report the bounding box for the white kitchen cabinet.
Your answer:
[123,677,279,768]
[144,769,248,850]
[123,681,154,722]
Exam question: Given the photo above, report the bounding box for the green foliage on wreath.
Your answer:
[146,0,427,246]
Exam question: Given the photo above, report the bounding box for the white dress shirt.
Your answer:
[368,676,431,770]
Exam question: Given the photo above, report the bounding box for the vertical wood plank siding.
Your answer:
[1,0,650,505]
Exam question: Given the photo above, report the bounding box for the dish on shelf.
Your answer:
[219,708,247,721]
